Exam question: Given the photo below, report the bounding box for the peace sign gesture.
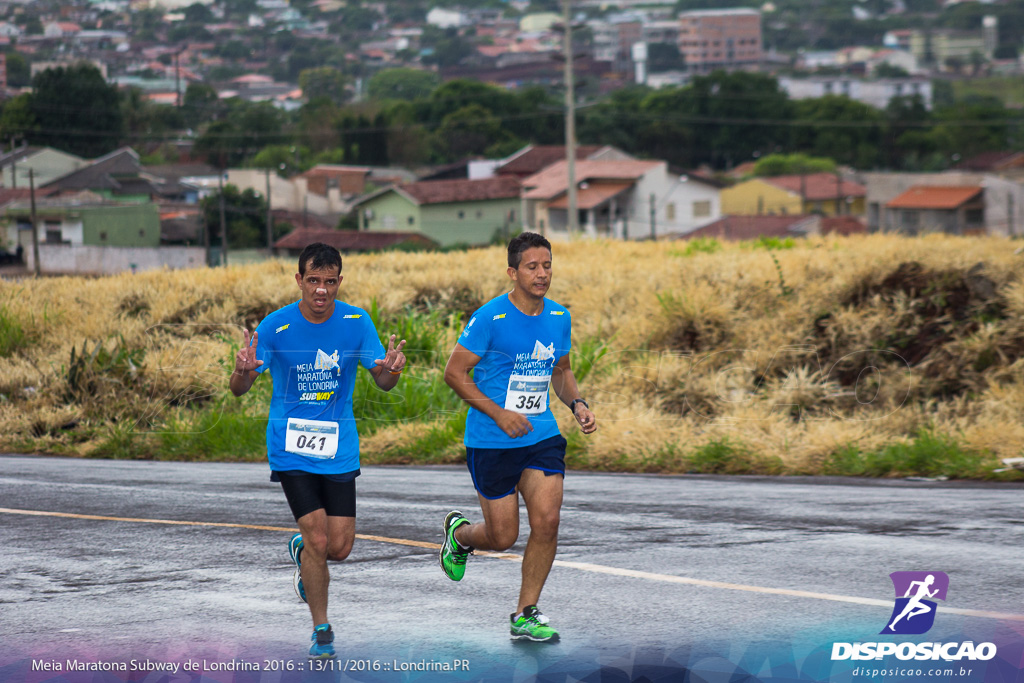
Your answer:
[375,334,407,374]
[235,329,263,374]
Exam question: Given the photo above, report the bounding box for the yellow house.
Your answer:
[721,173,866,216]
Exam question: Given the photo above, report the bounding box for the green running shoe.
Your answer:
[439,510,472,581]
[510,606,559,642]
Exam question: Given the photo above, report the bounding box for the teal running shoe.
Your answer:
[308,624,335,659]
[289,533,306,603]
[439,510,472,581]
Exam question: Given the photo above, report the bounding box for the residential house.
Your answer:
[41,147,165,200]
[521,159,722,240]
[4,192,160,248]
[225,164,405,222]
[778,76,933,109]
[954,151,1024,173]
[720,173,866,217]
[496,145,634,179]
[353,176,522,247]
[884,186,985,235]
[862,171,1024,236]
[274,227,437,257]
[0,147,89,188]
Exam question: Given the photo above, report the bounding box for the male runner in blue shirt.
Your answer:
[440,232,597,642]
[230,242,406,659]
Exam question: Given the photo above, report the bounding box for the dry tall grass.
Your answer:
[1,234,1022,478]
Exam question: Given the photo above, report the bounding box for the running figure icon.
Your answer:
[888,574,938,631]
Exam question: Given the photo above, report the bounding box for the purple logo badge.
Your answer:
[881,571,949,635]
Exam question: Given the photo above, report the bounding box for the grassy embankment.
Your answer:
[1,234,1023,480]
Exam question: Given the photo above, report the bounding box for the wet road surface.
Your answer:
[1,455,1022,680]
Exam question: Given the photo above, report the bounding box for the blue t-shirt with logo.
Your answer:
[253,300,386,475]
[458,293,572,449]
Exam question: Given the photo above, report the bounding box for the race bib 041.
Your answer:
[284,417,339,459]
[504,374,551,415]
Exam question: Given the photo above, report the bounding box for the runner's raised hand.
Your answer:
[374,334,407,373]
[235,329,263,373]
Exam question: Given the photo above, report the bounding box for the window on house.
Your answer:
[407,215,415,225]
[45,229,62,244]
[457,210,465,219]
[509,209,516,222]
[139,229,145,237]
[476,209,483,219]
[666,203,676,221]
[966,208,984,224]
[692,200,711,218]
[99,232,108,241]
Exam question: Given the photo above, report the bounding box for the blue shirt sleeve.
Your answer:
[560,311,572,362]
[361,317,388,370]
[253,320,271,374]
[459,312,490,357]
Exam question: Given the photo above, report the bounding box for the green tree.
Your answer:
[434,103,519,160]
[647,43,685,72]
[298,67,348,105]
[792,95,884,168]
[367,68,439,101]
[4,52,30,87]
[200,185,284,249]
[753,153,836,176]
[31,63,124,157]
[183,82,221,129]
[250,144,311,176]
[0,93,37,144]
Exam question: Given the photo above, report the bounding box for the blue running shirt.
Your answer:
[253,301,386,474]
[458,293,572,448]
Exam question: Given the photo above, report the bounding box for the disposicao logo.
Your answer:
[831,572,996,663]
[882,571,948,635]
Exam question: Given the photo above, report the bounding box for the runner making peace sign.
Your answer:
[230,242,406,659]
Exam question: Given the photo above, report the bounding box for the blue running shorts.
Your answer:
[466,434,567,500]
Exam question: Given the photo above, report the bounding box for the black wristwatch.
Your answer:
[569,398,589,415]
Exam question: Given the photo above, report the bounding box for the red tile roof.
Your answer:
[522,160,661,200]
[548,181,632,209]
[886,186,982,210]
[497,145,605,177]
[274,228,437,252]
[398,176,521,205]
[681,215,817,241]
[953,151,1024,172]
[762,173,866,201]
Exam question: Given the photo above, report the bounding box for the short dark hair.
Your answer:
[507,232,551,269]
[298,242,342,276]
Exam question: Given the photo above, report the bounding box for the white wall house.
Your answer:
[778,76,933,109]
[521,159,721,240]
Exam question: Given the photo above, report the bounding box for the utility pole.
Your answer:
[563,0,578,237]
[649,192,656,240]
[29,169,39,276]
[219,169,228,266]
[265,168,274,256]
[174,49,182,109]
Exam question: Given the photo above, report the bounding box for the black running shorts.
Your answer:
[276,470,358,520]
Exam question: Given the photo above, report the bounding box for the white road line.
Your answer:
[3,506,1021,622]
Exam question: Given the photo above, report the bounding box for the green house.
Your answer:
[353,176,522,248]
[4,194,160,248]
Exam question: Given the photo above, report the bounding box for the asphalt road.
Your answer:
[1,455,1022,682]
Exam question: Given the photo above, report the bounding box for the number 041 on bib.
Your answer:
[285,417,339,459]
[504,374,551,414]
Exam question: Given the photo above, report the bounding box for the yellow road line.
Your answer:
[3,506,1021,622]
